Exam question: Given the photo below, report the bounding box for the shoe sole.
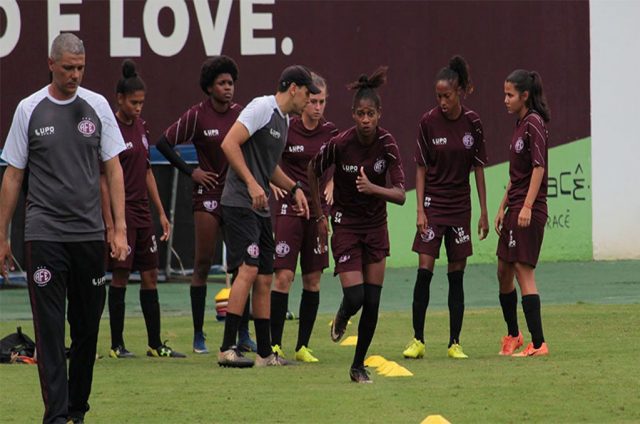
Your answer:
[403,354,424,359]
[193,349,209,354]
[218,361,254,368]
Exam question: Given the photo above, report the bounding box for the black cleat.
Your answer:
[349,366,372,384]
[330,305,349,343]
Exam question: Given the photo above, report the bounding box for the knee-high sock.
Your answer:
[108,286,126,348]
[447,270,465,346]
[412,268,433,342]
[221,313,242,352]
[190,285,206,334]
[238,294,251,339]
[352,283,382,368]
[522,294,545,348]
[140,289,162,349]
[270,291,288,347]
[341,284,364,317]
[499,289,519,337]
[296,290,319,351]
[254,318,271,358]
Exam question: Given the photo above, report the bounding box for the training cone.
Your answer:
[340,336,358,346]
[377,361,401,375]
[214,288,231,321]
[421,415,451,424]
[384,366,413,377]
[364,355,387,368]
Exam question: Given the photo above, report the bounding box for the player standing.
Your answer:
[102,59,184,359]
[403,55,489,360]
[495,69,551,357]
[309,67,406,382]
[270,73,338,363]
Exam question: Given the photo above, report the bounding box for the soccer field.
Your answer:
[1,261,639,423]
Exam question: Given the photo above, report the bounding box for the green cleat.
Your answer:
[447,343,469,359]
[271,344,286,358]
[402,338,425,359]
[294,346,319,363]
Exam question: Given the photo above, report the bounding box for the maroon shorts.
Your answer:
[331,226,389,276]
[412,223,473,262]
[192,193,223,223]
[496,209,545,268]
[274,215,329,274]
[108,226,159,272]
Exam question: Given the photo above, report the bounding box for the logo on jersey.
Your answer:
[33,267,52,287]
[270,128,281,139]
[280,204,288,215]
[341,164,359,173]
[247,243,260,259]
[203,200,218,212]
[150,235,158,253]
[204,129,219,137]
[78,119,96,137]
[508,230,516,248]
[374,158,387,174]
[514,137,524,153]
[424,196,432,208]
[35,126,55,137]
[420,227,435,243]
[338,254,351,263]
[91,275,106,286]
[275,241,290,257]
[142,134,149,150]
[287,145,304,153]
[453,227,470,244]
[125,141,134,150]
[333,211,343,224]
[432,137,447,146]
[126,245,132,257]
[462,133,475,149]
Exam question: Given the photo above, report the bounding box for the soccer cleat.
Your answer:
[402,338,425,359]
[237,330,258,353]
[512,342,549,357]
[330,305,349,343]
[109,345,135,359]
[499,331,524,356]
[147,341,186,358]
[193,331,209,354]
[294,346,319,363]
[217,346,254,368]
[447,343,469,359]
[255,352,290,367]
[349,366,372,383]
[271,344,286,358]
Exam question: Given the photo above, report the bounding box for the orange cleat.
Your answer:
[512,342,549,357]
[499,331,524,356]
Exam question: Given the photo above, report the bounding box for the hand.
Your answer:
[478,212,489,240]
[110,227,128,261]
[292,189,310,219]
[191,167,219,191]
[416,210,428,234]
[518,206,532,228]
[105,226,114,245]
[316,216,329,253]
[356,167,374,195]
[494,209,505,236]
[159,215,171,242]
[0,238,15,280]
[248,181,268,211]
[323,178,334,205]
[269,182,287,201]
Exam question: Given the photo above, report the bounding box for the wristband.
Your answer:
[290,181,302,196]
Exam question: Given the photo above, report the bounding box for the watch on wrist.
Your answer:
[290,181,302,196]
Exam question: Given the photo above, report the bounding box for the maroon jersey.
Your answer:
[415,106,487,226]
[507,110,549,216]
[313,126,405,232]
[276,116,338,218]
[117,116,152,228]
[163,100,242,199]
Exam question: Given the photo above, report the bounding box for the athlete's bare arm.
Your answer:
[0,166,24,278]
[103,156,128,261]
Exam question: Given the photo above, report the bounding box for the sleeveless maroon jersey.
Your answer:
[117,116,152,228]
[163,100,242,199]
[276,116,338,218]
[414,106,487,226]
[507,110,549,216]
[313,126,405,232]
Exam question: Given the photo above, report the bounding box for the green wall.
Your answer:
[387,137,592,267]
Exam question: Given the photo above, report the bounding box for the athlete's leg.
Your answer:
[220,264,258,352]
[352,260,385,368]
[253,273,274,358]
[140,268,162,349]
[412,254,435,343]
[296,271,321,351]
[270,269,294,349]
[191,212,220,335]
[447,259,466,346]
[515,262,545,348]
[108,269,129,350]
[498,258,519,337]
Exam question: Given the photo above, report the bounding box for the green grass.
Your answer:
[1,303,639,423]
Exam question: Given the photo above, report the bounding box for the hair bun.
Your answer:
[122,59,138,79]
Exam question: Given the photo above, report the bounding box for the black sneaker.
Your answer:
[218,346,254,368]
[109,345,135,359]
[349,366,372,383]
[147,341,186,358]
[330,304,349,342]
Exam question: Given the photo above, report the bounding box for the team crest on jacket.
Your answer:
[276,241,290,257]
[462,133,474,149]
[514,137,524,153]
[203,200,218,212]
[374,158,387,174]
[247,243,260,258]
[33,267,52,287]
[420,227,435,243]
[78,119,96,137]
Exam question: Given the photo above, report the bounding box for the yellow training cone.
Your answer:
[377,361,400,375]
[420,415,451,424]
[364,355,387,368]
[340,336,358,346]
[384,366,413,377]
[214,288,231,301]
